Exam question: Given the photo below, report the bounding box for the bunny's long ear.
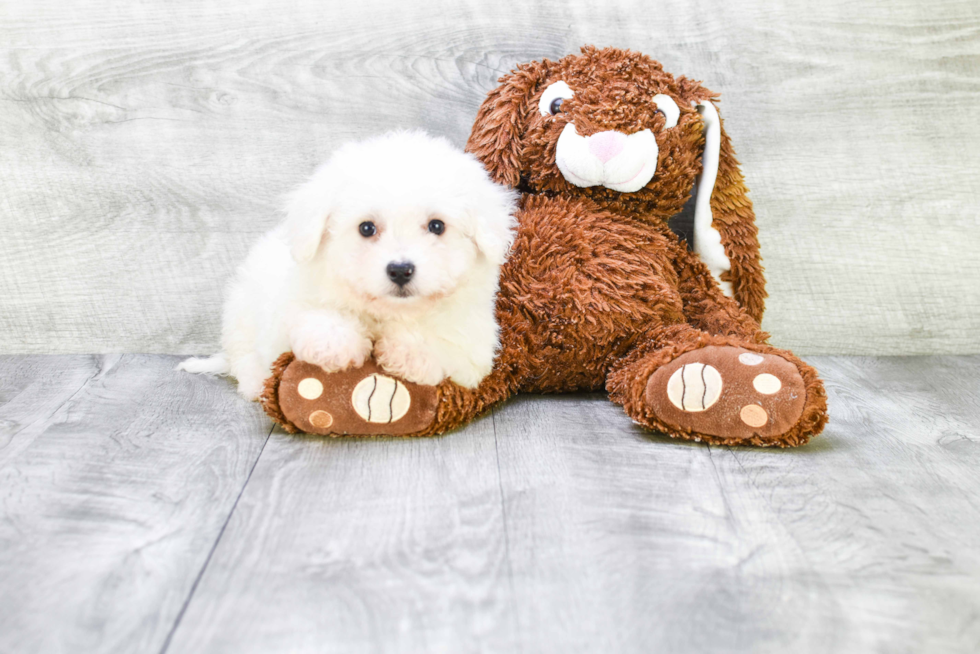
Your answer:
[691,100,767,323]
[466,61,549,187]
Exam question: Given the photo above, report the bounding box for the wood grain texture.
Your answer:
[1,0,978,355]
[2,354,980,652]
[491,393,839,653]
[163,415,515,654]
[478,355,980,653]
[0,355,270,654]
[722,355,980,652]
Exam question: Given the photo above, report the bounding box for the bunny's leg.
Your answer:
[606,325,828,447]
[261,353,519,437]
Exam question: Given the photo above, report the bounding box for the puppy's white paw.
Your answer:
[292,325,372,373]
[375,338,446,387]
[445,360,493,389]
[237,377,266,402]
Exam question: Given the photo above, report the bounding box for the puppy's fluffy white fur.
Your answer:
[180,130,518,400]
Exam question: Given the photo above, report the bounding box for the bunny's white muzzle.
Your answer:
[555,124,659,193]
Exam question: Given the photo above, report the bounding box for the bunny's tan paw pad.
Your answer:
[644,346,807,442]
[278,359,438,436]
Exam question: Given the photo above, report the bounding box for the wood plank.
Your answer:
[0,355,270,654]
[716,355,980,651]
[2,354,979,651]
[163,414,515,653]
[489,393,829,652]
[1,0,979,354]
[486,355,980,652]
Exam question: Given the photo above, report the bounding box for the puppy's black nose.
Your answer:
[386,261,415,287]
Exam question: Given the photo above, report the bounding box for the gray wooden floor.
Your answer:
[1,355,978,653]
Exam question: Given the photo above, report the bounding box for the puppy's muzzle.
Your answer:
[386,261,415,287]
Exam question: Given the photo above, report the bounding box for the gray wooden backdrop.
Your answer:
[2,0,978,355]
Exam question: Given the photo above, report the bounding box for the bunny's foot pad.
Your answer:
[276,358,438,436]
[645,346,807,441]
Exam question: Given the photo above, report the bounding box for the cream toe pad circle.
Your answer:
[351,374,411,423]
[297,377,324,400]
[739,352,765,366]
[666,363,723,412]
[740,404,768,427]
[753,373,782,395]
[309,410,333,429]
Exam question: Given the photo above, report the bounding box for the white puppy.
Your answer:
[179,130,518,400]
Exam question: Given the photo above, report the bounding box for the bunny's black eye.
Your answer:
[359,221,376,237]
[538,81,574,117]
[427,219,445,235]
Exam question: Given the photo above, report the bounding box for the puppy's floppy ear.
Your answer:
[283,166,334,263]
[468,178,519,267]
[466,60,549,187]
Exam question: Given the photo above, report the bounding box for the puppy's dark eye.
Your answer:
[549,97,564,115]
[427,219,445,235]
[359,221,376,237]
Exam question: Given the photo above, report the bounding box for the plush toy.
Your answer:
[261,46,828,447]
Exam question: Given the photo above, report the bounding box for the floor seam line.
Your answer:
[723,444,841,599]
[157,424,274,654]
[1,355,109,445]
[491,408,521,647]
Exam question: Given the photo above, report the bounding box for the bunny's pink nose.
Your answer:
[588,131,626,163]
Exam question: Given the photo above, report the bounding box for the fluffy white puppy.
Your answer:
[179,130,518,400]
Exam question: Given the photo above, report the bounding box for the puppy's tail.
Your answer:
[176,353,230,375]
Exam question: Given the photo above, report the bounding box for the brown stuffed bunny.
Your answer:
[471,45,767,321]
[262,46,828,447]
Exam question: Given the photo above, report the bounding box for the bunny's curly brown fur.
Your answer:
[467,45,766,321]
